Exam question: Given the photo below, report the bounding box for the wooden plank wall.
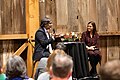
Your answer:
[45,0,57,31]
[45,0,120,64]
[0,0,26,65]
[0,0,120,72]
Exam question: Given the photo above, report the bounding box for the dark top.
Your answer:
[6,76,29,80]
[33,27,54,61]
[81,31,101,58]
[81,31,99,49]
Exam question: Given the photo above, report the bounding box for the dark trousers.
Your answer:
[88,50,101,76]
[33,50,50,61]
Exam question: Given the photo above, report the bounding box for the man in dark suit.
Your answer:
[33,17,54,61]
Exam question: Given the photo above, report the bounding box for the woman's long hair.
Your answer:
[87,21,97,37]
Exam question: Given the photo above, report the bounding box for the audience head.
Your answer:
[56,43,66,51]
[46,49,66,72]
[6,55,27,79]
[51,53,73,79]
[100,60,120,80]
[87,21,97,35]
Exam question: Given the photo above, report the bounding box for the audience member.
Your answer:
[37,49,67,80]
[99,60,120,80]
[81,21,101,77]
[35,43,66,80]
[55,43,66,51]
[0,60,6,80]
[6,55,33,80]
[46,49,66,72]
[34,57,48,80]
[50,53,73,80]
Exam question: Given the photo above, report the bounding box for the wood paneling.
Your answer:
[0,0,120,77]
[56,0,68,25]
[117,0,120,30]
[45,0,57,31]
[0,0,26,34]
[0,0,26,67]
[45,0,120,64]
[78,0,89,32]
[107,0,118,31]
[107,37,120,61]
[67,0,79,32]
[39,0,45,19]
[97,0,108,32]
[99,37,107,65]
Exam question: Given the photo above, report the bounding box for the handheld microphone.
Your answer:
[53,28,55,34]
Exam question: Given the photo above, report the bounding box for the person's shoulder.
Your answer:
[39,72,49,77]
[95,32,99,36]
[35,28,45,35]
[37,57,48,68]
[81,31,87,35]
[37,28,44,32]
[37,72,50,80]
[40,57,48,62]
[82,31,87,33]
[0,73,6,79]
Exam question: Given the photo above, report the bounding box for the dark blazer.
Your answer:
[33,27,54,61]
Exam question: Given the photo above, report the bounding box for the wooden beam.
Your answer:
[1,31,119,41]
[0,34,28,40]
[99,31,120,36]
[27,42,34,78]
[76,31,120,37]
[89,0,97,22]
[26,0,40,40]
[13,42,28,56]
[26,0,39,77]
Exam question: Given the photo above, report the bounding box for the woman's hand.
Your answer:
[86,46,95,50]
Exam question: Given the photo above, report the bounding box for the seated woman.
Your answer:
[5,55,33,80]
[81,21,101,77]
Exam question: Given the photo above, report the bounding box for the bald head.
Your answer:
[52,53,73,78]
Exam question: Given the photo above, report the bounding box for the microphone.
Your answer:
[53,28,55,34]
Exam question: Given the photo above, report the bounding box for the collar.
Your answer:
[43,27,47,33]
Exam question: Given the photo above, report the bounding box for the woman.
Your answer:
[81,21,101,77]
[6,55,33,80]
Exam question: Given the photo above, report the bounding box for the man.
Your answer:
[50,53,73,80]
[100,60,120,80]
[33,17,54,61]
